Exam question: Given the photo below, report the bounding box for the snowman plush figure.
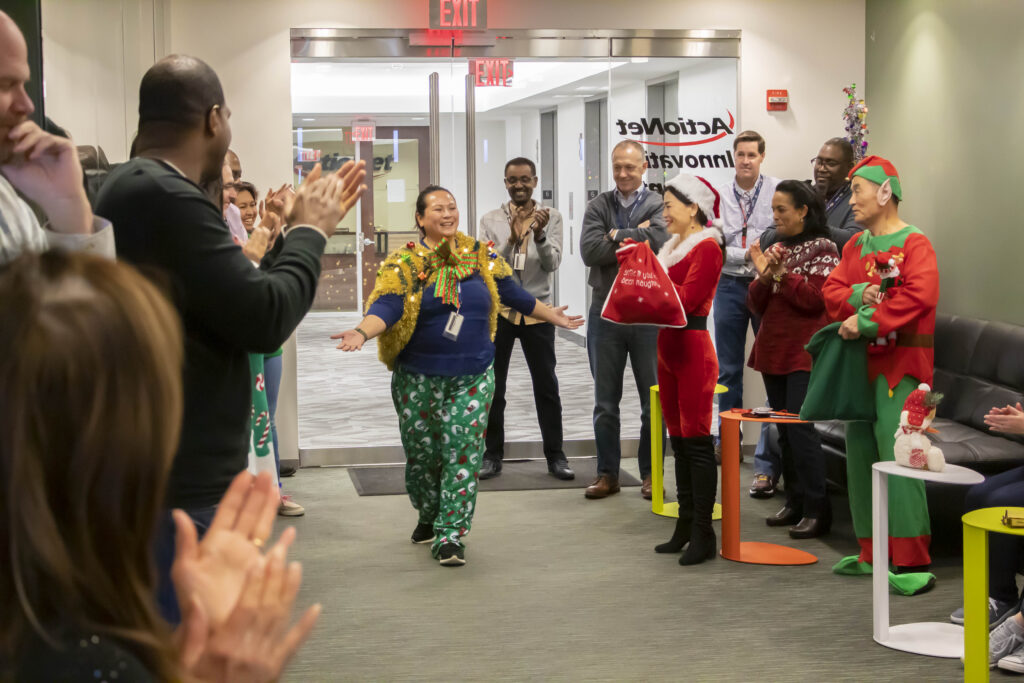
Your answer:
[893,383,945,472]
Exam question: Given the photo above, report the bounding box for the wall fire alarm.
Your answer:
[767,89,789,111]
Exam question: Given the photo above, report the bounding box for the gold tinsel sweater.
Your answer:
[366,232,537,374]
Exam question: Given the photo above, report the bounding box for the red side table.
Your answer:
[720,409,818,565]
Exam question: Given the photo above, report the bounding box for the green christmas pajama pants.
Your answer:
[391,365,495,557]
[845,375,931,568]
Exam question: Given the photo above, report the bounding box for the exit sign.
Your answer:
[351,121,375,142]
[430,0,487,29]
[470,58,513,87]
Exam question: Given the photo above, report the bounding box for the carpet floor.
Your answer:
[276,459,995,681]
[348,458,642,496]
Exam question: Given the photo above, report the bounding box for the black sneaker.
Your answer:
[749,473,777,499]
[411,523,435,544]
[479,457,502,480]
[279,464,297,478]
[438,543,466,566]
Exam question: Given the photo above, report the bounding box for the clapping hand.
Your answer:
[171,470,292,631]
[531,207,550,236]
[287,161,367,237]
[242,226,272,262]
[749,242,769,277]
[178,545,321,683]
[1,121,92,234]
[985,402,1024,435]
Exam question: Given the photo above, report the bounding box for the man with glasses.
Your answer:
[761,138,859,254]
[580,140,668,500]
[479,157,573,481]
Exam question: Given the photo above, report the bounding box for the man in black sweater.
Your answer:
[95,54,365,623]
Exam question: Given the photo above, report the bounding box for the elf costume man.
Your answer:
[821,155,940,595]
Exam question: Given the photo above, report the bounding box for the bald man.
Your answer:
[0,10,112,264]
[226,148,241,180]
[95,54,366,623]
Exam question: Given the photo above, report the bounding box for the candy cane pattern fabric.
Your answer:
[391,366,495,557]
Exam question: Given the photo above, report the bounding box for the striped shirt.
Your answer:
[0,173,115,265]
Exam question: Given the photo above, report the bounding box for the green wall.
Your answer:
[865,0,1024,324]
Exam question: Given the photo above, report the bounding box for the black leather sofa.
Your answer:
[768,313,1024,550]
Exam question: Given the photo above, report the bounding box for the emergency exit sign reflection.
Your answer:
[429,0,487,29]
[470,58,513,87]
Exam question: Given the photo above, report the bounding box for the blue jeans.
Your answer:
[264,354,283,477]
[714,274,777,476]
[154,505,218,625]
[587,302,660,479]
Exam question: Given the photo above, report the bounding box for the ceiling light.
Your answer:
[302,118,316,121]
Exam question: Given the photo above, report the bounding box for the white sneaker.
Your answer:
[999,642,1024,673]
[278,495,305,517]
[988,618,1024,669]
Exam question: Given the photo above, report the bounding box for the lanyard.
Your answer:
[616,186,647,232]
[732,176,764,248]
[824,184,848,214]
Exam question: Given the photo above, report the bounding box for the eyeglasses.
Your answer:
[810,157,842,170]
[505,175,535,185]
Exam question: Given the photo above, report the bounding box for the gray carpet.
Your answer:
[348,458,642,496]
[275,459,993,682]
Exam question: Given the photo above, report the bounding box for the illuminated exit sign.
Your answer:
[351,120,375,142]
[470,58,513,87]
[429,0,487,29]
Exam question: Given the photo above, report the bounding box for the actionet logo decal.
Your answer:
[616,110,735,147]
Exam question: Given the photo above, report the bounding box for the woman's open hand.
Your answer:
[331,329,366,351]
[550,305,584,330]
[749,242,769,276]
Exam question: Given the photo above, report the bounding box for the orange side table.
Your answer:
[720,408,818,565]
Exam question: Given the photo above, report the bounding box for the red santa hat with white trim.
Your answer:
[664,173,723,229]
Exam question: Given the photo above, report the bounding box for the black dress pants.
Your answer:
[485,316,564,461]
[763,371,828,517]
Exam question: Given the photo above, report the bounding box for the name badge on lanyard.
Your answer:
[733,176,764,249]
[443,282,464,341]
[513,252,526,271]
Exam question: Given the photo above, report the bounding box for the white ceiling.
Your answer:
[291,57,701,126]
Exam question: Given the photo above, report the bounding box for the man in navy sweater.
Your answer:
[580,140,669,499]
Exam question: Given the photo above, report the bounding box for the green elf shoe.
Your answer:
[888,571,936,596]
[832,555,873,576]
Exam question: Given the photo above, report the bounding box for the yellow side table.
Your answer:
[963,507,1024,681]
[650,384,727,520]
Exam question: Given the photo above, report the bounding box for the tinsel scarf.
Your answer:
[365,231,513,371]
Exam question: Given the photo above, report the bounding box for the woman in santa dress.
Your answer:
[651,173,725,566]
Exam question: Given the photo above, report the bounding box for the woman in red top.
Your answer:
[747,179,840,539]
[651,173,724,566]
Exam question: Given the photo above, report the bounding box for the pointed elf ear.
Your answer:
[877,178,893,207]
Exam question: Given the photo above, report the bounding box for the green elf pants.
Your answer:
[845,375,931,568]
[391,365,495,557]
[248,353,279,487]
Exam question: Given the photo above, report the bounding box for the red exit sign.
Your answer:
[470,58,513,87]
[351,122,375,142]
[430,0,487,29]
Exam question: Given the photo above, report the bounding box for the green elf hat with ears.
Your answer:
[848,155,902,201]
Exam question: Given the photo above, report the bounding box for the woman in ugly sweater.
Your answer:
[747,179,840,539]
[332,186,583,567]
[650,173,725,566]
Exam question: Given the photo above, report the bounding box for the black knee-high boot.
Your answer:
[680,435,718,566]
[655,436,693,553]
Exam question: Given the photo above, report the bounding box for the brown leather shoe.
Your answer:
[641,476,653,500]
[584,474,621,499]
